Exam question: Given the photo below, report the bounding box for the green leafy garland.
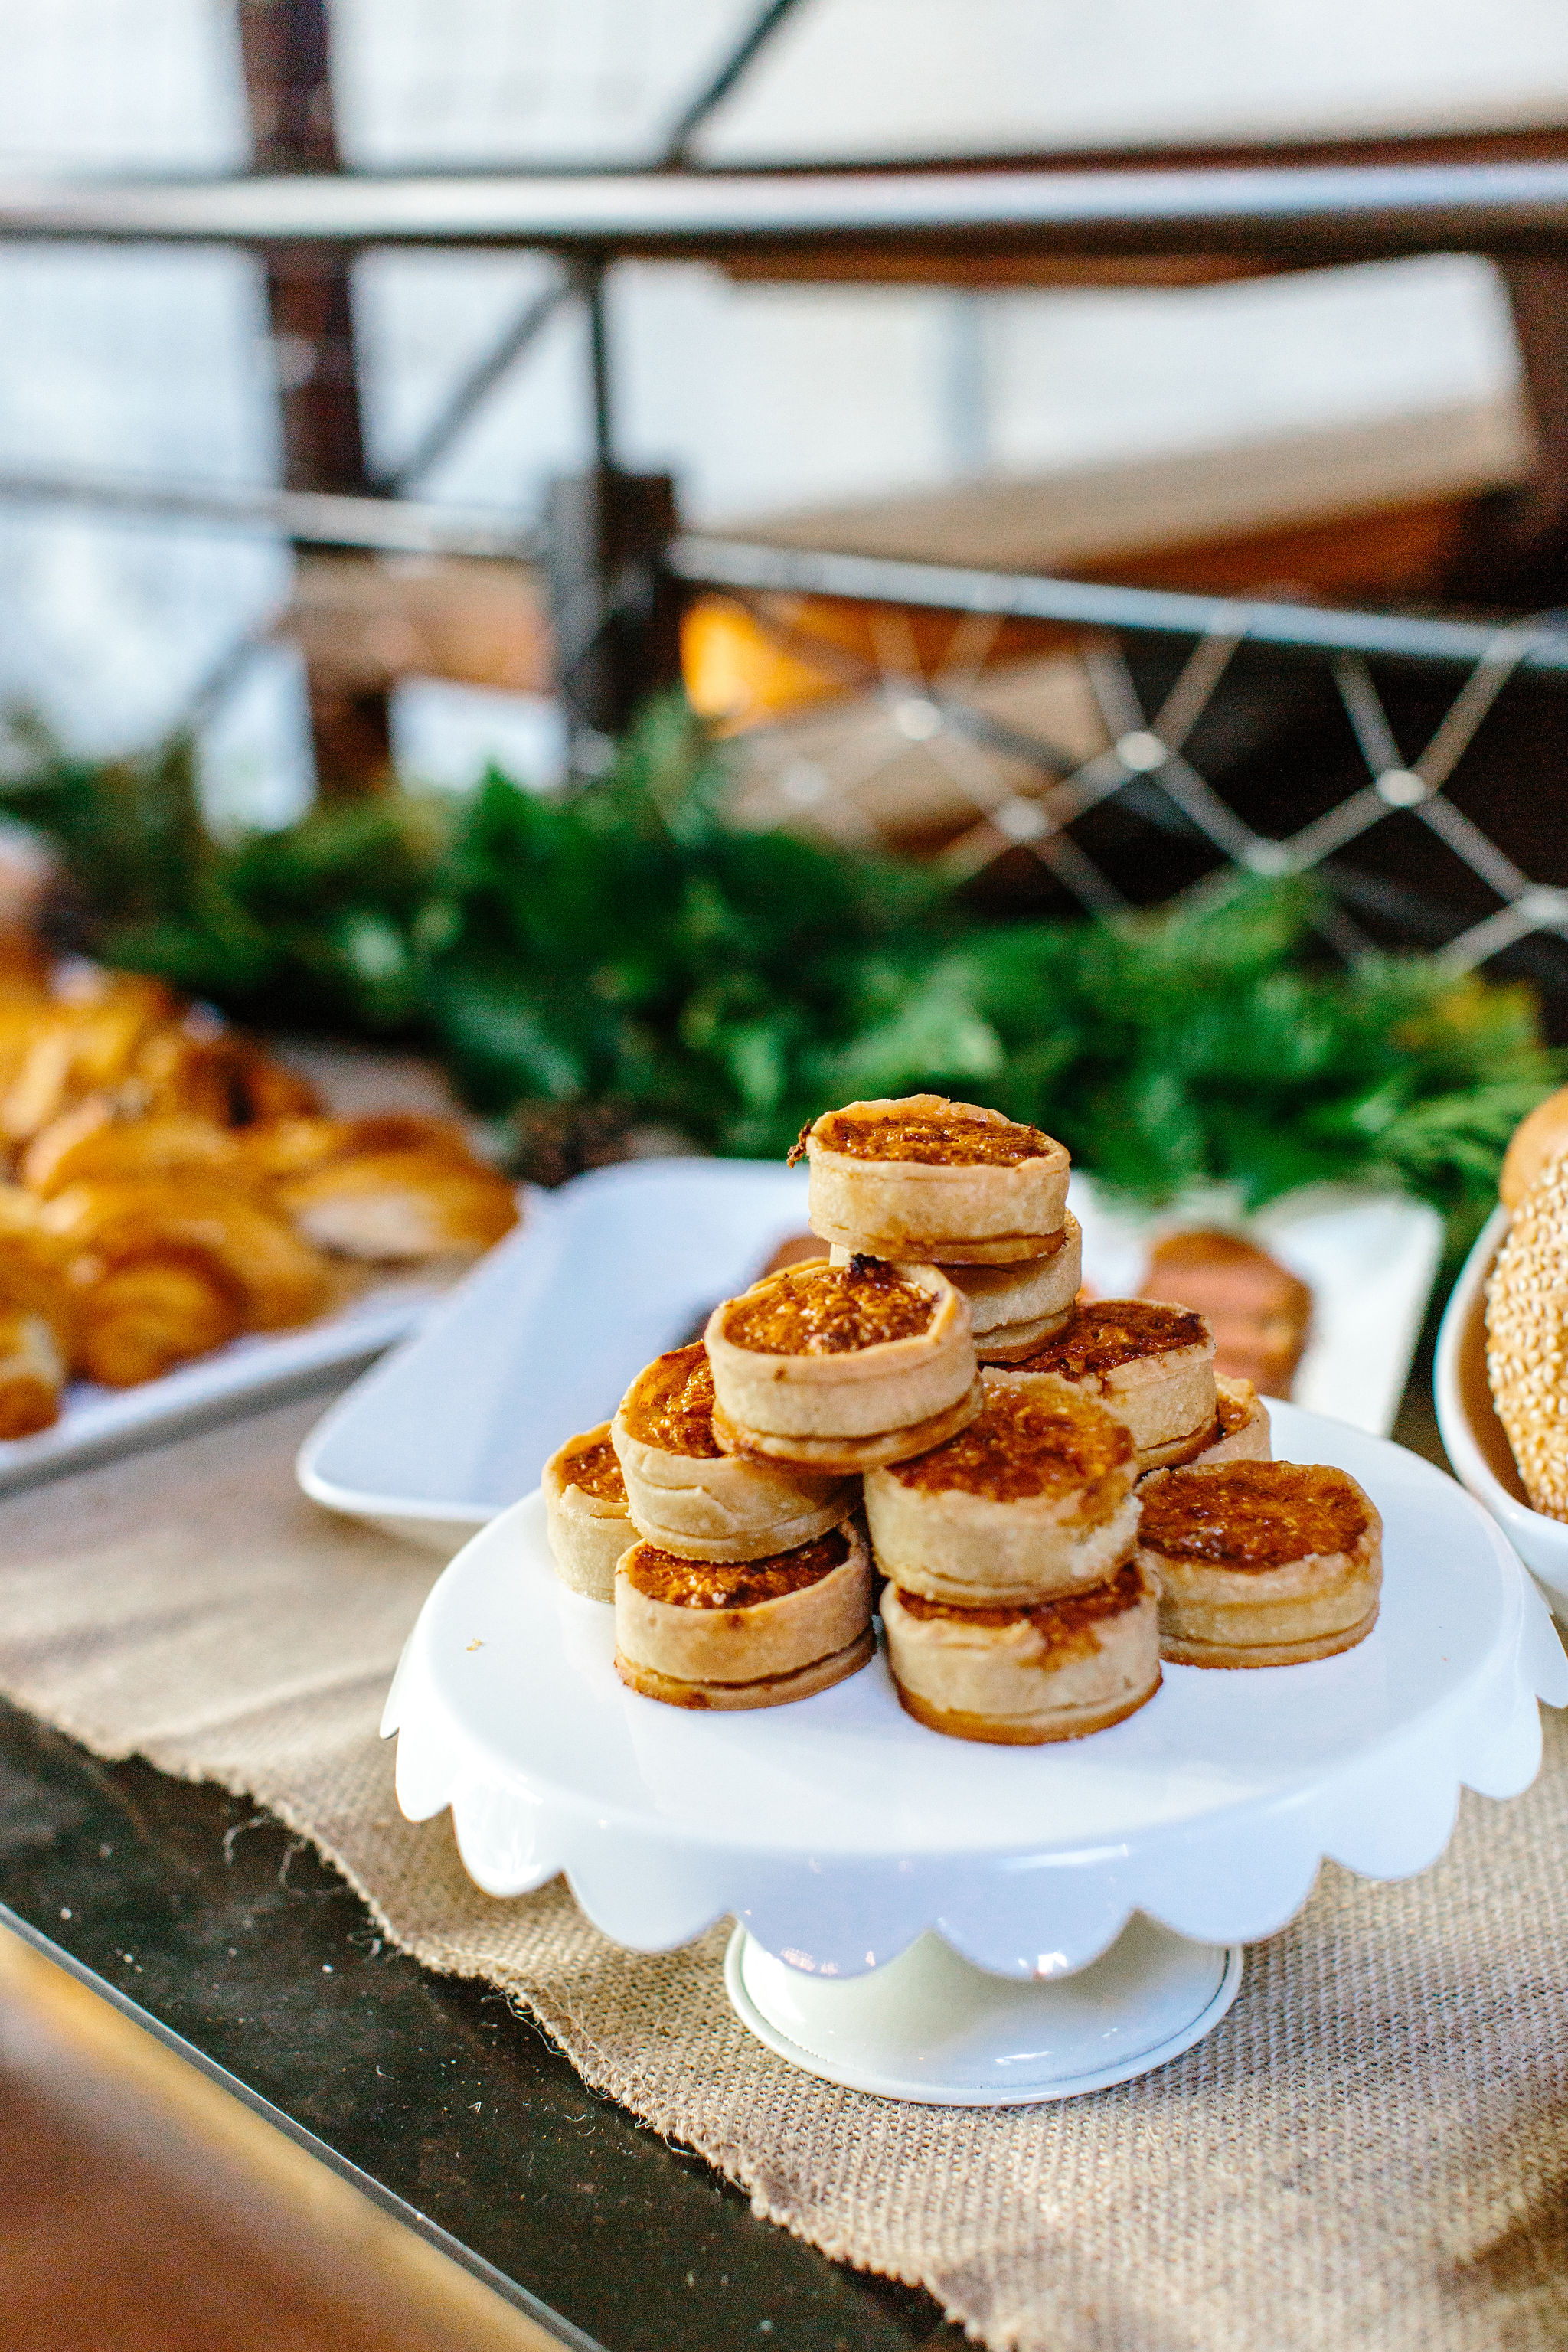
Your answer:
[1,696,1556,1237]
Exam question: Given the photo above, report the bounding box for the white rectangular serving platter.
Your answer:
[0,1263,462,1498]
[298,1155,1443,1551]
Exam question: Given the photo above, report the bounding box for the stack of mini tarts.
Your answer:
[605,1338,869,1710]
[797,1093,1080,1361]
[1137,1458,1381,1668]
[992,1297,1269,1472]
[867,1374,1161,1744]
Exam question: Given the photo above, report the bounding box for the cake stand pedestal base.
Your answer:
[725,1918,1244,2105]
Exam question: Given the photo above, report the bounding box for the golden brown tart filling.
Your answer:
[622,1526,851,1609]
[799,1106,1057,1168]
[888,1385,1133,1505]
[1015,1298,1208,1380]
[1139,1461,1369,1568]
[618,1342,721,1458]
[722,1258,935,1355]
[895,1554,1148,1640]
[554,1428,627,1502]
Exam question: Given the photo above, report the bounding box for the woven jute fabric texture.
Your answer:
[3,1396,1568,2352]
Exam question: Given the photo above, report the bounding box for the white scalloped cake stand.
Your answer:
[383,1403,1568,2105]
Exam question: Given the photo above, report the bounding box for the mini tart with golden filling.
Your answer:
[798,1094,1070,1265]
[615,1521,874,1710]
[863,1375,1139,1605]
[1137,1459,1381,1668]
[705,1256,979,1472]
[880,1557,1161,1746]
[612,1342,854,1562]
[1181,1377,1272,1471]
[992,1297,1217,1469]
[543,1423,633,1603]
[831,1214,1082,1361]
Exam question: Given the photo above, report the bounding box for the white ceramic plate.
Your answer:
[0,1263,460,1498]
[300,1159,1443,1548]
[381,1403,1566,1980]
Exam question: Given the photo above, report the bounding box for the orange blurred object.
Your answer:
[1140,1230,1313,1398]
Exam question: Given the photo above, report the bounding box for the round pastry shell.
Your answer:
[615,1518,871,1687]
[806,1095,1069,1263]
[616,1627,875,1712]
[880,1566,1161,1746]
[1182,1378,1272,1470]
[704,1260,974,1441]
[542,1425,633,1604]
[711,1377,984,1473]
[1138,1468,1382,1667]
[830,1212,1082,1344]
[991,1314,1217,1465]
[612,1379,854,1564]
[863,1384,1140,1604]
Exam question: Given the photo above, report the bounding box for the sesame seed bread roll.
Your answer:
[830,1212,1082,1361]
[612,1343,854,1562]
[615,1521,873,1710]
[1488,1154,1568,1519]
[991,1298,1217,1470]
[1138,1459,1382,1668]
[704,1256,978,1471]
[542,1425,634,1603]
[863,1376,1139,1605]
[1499,1088,1568,1210]
[881,1557,1161,1745]
[798,1095,1070,1265]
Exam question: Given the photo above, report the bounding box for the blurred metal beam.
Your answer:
[380,276,570,495]
[669,534,1568,675]
[0,466,536,559]
[4,161,1568,270]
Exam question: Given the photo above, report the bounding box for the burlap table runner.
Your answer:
[2,1394,1567,2351]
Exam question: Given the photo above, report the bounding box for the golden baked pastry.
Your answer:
[70,1248,243,1387]
[993,1298,1217,1470]
[705,1255,978,1472]
[0,973,175,1143]
[1488,1154,1568,1517]
[795,1094,1070,1264]
[831,1213,1082,1361]
[863,1375,1138,1605]
[615,1521,874,1710]
[42,1179,332,1333]
[1140,1228,1311,1398]
[542,1423,634,1603]
[881,1556,1161,1745]
[1138,1459,1382,1668]
[0,1306,67,1437]
[273,1148,518,1263]
[612,1342,854,1562]
[238,1112,476,1186]
[1182,1376,1272,1468]
[21,1099,250,1197]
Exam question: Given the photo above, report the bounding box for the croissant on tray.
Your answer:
[0,962,521,1432]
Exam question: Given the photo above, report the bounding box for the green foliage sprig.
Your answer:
[1,694,1557,1234]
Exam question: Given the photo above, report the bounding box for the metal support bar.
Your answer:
[668,534,1568,676]
[380,276,570,495]
[583,263,615,471]
[659,0,808,166]
[0,466,537,559]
